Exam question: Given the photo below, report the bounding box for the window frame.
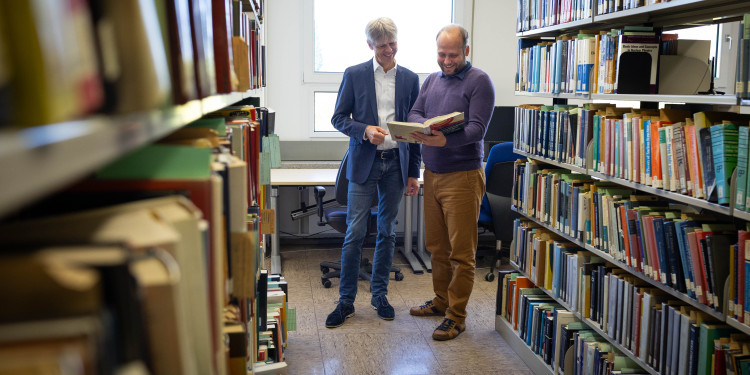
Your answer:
[302,0,473,137]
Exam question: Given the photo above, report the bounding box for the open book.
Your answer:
[387,112,465,143]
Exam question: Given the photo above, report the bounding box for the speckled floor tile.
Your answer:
[279,245,529,375]
[318,332,443,375]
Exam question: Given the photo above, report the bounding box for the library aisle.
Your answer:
[275,245,532,375]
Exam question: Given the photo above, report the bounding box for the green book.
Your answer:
[96,144,212,179]
[186,117,227,136]
[697,323,733,375]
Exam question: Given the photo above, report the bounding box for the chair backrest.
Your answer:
[334,149,350,206]
[332,149,378,207]
[480,142,524,242]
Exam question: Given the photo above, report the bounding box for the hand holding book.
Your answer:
[387,112,465,143]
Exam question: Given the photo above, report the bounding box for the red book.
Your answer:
[212,0,234,93]
[739,230,749,321]
[513,277,535,330]
[690,230,710,306]
[165,0,199,103]
[188,0,217,98]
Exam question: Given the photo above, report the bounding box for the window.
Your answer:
[312,0,454,75]
[314,92,338,132]
[304,0,466,135]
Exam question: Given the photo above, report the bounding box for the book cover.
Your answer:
[710,122,739,205]
[387,112,465,143]
[615,34,659,94]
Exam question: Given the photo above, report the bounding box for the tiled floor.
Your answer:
[275,245,532,375]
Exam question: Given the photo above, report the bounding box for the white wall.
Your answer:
[266,0,539,143]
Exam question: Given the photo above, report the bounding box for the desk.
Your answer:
[269,168,430,275]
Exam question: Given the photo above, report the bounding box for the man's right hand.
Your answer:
[365,125,388,145]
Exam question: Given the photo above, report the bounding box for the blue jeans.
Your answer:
[339,152,403,304]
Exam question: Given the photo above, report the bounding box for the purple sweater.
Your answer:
[407,62,495,173]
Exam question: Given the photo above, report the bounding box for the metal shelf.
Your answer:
[726,317,750,336]
[513,149,588,174]
[507,263,659,375]
[590,93,739,105]
[511,206,726,321]
[0,90,261,218]
[735,210,750,222]
[517,17,594,37]
[587,170,732,216]
[517,0,750,37]
[514,91,590,100]
[494,316,554,375]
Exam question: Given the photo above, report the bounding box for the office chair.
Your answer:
[477,142,523,281]
[314,149,404,288]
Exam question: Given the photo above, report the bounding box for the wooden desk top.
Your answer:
[271,168,339,185]
[271,168,425,186]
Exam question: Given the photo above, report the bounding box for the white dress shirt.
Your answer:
[373,59,398,150]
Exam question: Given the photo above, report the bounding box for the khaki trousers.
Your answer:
[423,168,485,324]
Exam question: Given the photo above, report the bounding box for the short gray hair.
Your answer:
[436,24,469,50]
[366,17,397,45]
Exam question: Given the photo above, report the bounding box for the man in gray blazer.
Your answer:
[326,17,421,328]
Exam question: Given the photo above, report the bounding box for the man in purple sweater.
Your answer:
[408,24,495,341]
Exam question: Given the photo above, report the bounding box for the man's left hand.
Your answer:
[406,177,419,196]
[410,129,446,147]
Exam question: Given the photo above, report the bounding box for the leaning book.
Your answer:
[387,112,465,143]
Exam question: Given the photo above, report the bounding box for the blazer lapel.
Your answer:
[365,60,378,123]
[394,66,405,121]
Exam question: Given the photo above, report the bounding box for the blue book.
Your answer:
[592,115,601,171]
[652,217,672,286]
[663,220,686,293]
[677,221,698,300]
[548,111,557,159]
[736,126,749,210]
[554,40,563,93]
[643,119,652,183]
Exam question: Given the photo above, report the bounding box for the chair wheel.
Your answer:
[395,272,404,281]
[484,272,495,282]
[321,266,329,274]
[321,277,332,288]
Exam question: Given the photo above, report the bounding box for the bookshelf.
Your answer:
[501,1,750,373]
[0,91,260,218]
[506,261,661,375]
[0,1,283,374]
[494,314,555,375]
[510,205,726,321]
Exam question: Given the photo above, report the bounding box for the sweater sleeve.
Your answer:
[444,72,495,148]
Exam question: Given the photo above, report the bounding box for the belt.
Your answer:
[375,149,399,159]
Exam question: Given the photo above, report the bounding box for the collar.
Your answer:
[440,61,472,79]
[373,58,398,75]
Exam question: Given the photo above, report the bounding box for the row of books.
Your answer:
[514,105,750,209]
[514,103,588,169]
[500,269,750,375]
[516,26,708,95]
[0,106,274,374]
[511,159,748,313]
[254,271,289,370]
[596,0,671,15]
[0,0,266,128]
[499,272,648,374]
[516,0,594,32]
